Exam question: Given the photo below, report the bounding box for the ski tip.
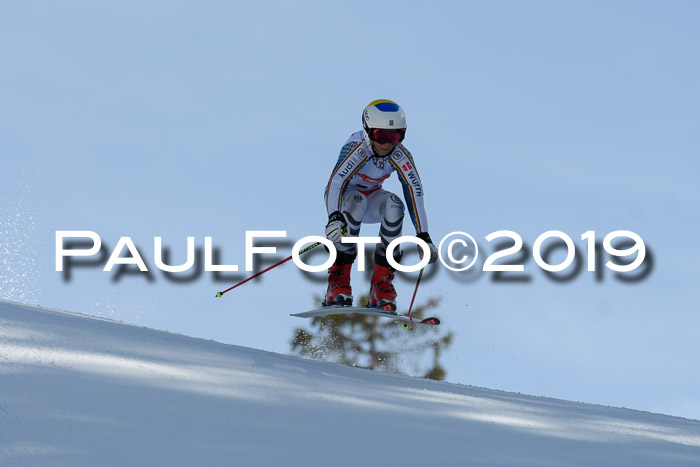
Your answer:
[401,316,440,326]
[420,317,440,325]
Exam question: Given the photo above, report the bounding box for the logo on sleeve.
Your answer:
[337,157,358,179]
[407,169,422,195]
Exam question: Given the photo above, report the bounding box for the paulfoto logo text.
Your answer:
[55,229,648,278]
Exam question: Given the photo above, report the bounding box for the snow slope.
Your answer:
[1,300,699,466]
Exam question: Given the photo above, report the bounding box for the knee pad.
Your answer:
[382,193,405,223]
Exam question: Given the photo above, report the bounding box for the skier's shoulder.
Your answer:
[344,130,364,145]
[338,131,370,159]
[389,143,415,165]
[343,131,367,151]
[396,143,413,157]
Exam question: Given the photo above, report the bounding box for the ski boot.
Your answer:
[323,251,355,307]
[368,254,399,314]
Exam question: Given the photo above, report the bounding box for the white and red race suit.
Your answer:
[324,131,429,236]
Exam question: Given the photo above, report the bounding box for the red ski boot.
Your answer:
[369,263,397,314]
[323,257,354,307]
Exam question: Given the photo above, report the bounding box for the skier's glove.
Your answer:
[325,211,347,242]
[416,232,438,264]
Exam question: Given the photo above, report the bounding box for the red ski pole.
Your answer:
[215,241,322,298]
[403,267,425,328]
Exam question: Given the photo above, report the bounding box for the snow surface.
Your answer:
[1,299,699,466]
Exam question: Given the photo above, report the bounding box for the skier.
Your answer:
[323,99,438,312]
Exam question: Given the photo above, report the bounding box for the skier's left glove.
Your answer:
[416,232,438,264]
[325,211,348,242]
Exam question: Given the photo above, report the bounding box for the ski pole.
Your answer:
[403,267,425,328]
[215,241,322,298]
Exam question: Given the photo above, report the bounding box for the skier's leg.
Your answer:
[376,192,405,260]
[336,190,369,255]
[324,191,369,306]
[365,191,405,311]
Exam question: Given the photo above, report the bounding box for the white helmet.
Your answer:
[362,99,406,147]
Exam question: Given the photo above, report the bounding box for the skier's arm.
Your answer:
[388,146,429,234]
[323,140,366,215]
[389,147,437,263]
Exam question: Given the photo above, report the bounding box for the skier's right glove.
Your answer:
[325,211,348,242]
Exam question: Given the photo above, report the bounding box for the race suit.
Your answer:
[324,131,428,258]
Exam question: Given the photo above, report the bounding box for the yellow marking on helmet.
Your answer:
[367,99,398,107]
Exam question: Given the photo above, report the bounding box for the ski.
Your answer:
[291,306,440,326]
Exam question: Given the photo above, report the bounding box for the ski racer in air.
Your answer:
[323,99,438,312]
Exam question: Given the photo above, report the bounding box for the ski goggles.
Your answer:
[371,128,405,145]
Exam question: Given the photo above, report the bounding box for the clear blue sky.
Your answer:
[2,1,699,418]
